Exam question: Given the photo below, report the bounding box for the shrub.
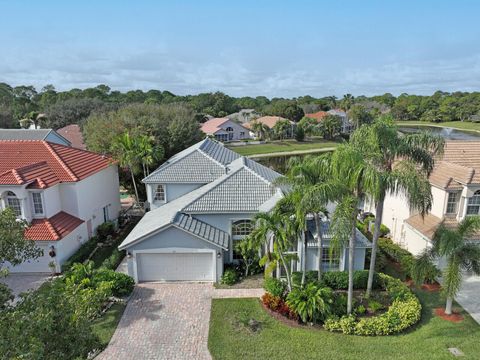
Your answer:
[331,292,349,317]
[295,126,305,142]
[221,268,238,285]
[378,238,414,278]
[96,221,116,239]
[264,277,287,298]
[101,248,126,270]
[262,293,297,320]
[61,236,99,272]
[322,270,380,290]
[286,283,333,324]
[93,268,135,297]
[368,300,384,313]
[324,273,422,336]
[355,304,366,315]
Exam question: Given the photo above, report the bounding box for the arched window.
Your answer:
[6,191,21,217]
[232,219,253,239]
[153,185,165,202]
[226,127,234,132]
[467,190,480,215]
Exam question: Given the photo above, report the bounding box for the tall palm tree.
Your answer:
[350,117,445,297]
[250,121,270,141]
[413,216,480,315]
[340,94,355,112]
[136,135,164,178]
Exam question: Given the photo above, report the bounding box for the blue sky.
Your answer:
[1,0,479,97]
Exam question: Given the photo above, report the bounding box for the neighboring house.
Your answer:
[227,109,261,124]
[57,124,87,150]
[200,117,250,142]
[0,140,121,272]
[305,111,328,122]
[244,116,296,138]
[365,141,480,256]
[327,109,355,134]
[119,138,370,283]
[0,128,71,146]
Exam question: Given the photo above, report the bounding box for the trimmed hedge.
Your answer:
[291,270,381,291]
[378,238,415,277]
[324,273,422,336]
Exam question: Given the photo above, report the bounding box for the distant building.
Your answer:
[327,109,354,133]
[57,124,86,150]
[200,117,250,142]
[244,116,296,138]
[0,129,71,146]
[305,111,328,122]
[227,109,261,124]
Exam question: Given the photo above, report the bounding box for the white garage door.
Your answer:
[8,245,51,273]
[137,252,214,282]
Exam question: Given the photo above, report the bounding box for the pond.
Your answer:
[257,125,480,174]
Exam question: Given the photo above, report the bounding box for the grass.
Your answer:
[228,139,339,157]
[396,120,480,132]
[91,302,126,348]
[208,291,480,360]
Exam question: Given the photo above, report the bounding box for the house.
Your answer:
[200,117,250,142]
[0,128,71,146]
[365,141,480,256]
[119,138,370,283]
[327,109,355,134]
[305,111,328,122]
[57,124,87,150]
[0,140,121,272]
[244,116,296,138]
[227,109,261,124]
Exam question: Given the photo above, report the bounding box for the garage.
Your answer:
[136,251,215,282]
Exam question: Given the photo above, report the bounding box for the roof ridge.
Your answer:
[44,218,60,240]
[42,141,79,181]
[241,159,272,185]
[11,169,24,184]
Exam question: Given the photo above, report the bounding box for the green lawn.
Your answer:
[228,139,339,157]
[91,302,126,348]
[396,121,480,132]
[208,291,480,360]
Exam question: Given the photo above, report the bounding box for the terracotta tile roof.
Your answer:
[0,140,114,188]
[25,211,84,241]
[244,116,293,129]
[430,141,480,188]
[201,118,230,134]
[305,111,328,121]
[57,124,86,150]
[406,213,480,241]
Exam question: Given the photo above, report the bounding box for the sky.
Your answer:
[1,0,480,98]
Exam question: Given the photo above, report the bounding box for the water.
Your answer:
[398,126,480,140]
[258,125,480,174]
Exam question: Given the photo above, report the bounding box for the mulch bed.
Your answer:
[421,282,441,292]
[261,303,307,329]
[434,308,464,323]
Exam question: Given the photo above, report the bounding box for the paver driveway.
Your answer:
[0,273,48,303]
[98,283,261,360]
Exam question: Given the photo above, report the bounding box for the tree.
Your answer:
[350,117,445,297]
[135,134,164,178]
[339,94,355,112]
[235,236,259,277]
[250,120,270,140]
[318,115,341,140]
[0,208,43,277]
[412,216,480,315]
[265,100,304,122]
[297,116,318,138]
[19,111,46,129]
[348,104,373,128]
[272,119,291,140]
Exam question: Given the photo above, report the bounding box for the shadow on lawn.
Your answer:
[115,286,164,328]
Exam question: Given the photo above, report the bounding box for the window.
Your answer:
[226,127,234,132]
[446,192,459,214]
[6,191,21,217]
[240,131,245,137]
[466,190,480,215]
[31,193,43,215]
[232,220,253,239]
[322,248,340,268]
[153,184,165,202]
[215,134,228,142]
[103,205,109,222]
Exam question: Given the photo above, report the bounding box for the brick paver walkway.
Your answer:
[97,283,263,360]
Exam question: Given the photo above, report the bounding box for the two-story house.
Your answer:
[0,140,121,272]
[365,141,480,255]
[120,138,370,283]
[200,117,251,142]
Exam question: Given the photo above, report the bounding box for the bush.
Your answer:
[61,236,99,272]
[322,270,380,290]
[96,221,115,239]
[295,126,305,142]
[262,293,297,320]
[101,248,126,270]
[286,284,333,324]
[93,268,135,297]
[368,300,383,313]
[264,277,287,298]
[324,273,422,336]
[331,292,349,317]
[221,268,238,285]
[356,304,366,315]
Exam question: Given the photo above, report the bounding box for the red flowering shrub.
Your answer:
[262,293,298,321]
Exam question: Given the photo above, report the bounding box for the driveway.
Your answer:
[456,274,480,324]
[98,283,262,360]
[0,273,49,302]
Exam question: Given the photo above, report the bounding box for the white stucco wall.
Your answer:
[402,224,432,256]
[125,226,224,282]
[42,185,62,218]
[214,119,250,141]
[430,186,447,219]
[59,183,79,217]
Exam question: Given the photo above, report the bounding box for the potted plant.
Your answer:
[48,261,57,276]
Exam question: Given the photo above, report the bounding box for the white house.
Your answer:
[120,138,370,283]
[365,140,480,255]
[200,117,251,142]
[0,140,121,272]
[327,109,355,134]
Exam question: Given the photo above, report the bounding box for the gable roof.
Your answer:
[0,140,114,188]
[200,118,230,134]
[143,138,240,184]
[429,141,480,188]
[25,211,84,241]
[173,213,229,249]
[244,116,292,129]
[0,129,71,145]
[56,124,86,150]
[305,111,328,121]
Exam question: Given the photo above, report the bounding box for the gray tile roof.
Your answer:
[182,166,277,213]
[243,157,282,183]
[306,220,372,248]
[173,213,229,249]
[143,138,239,183]
[0,129,53,140]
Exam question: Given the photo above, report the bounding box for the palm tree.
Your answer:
[136,135,164,178]
[350,117,445,297]
[250,121,270,141]
[413,216,480,315]
[111,132,142,204]
[340,94,355,112]
[250,211,299,291]
[19,111,46,129]
[273,120,290,140]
